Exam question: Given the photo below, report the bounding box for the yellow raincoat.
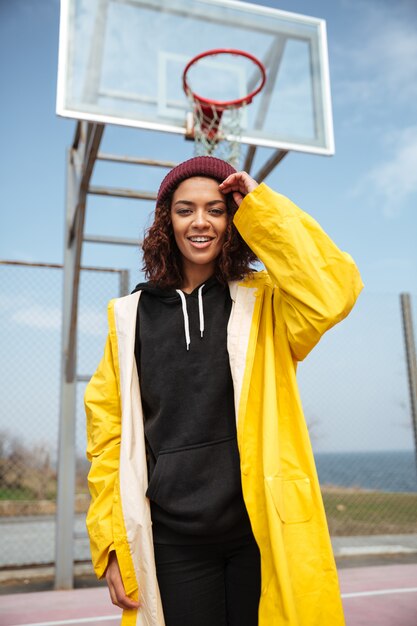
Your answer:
[85,183,363,626]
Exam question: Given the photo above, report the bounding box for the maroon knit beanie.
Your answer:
[156,156,236,207]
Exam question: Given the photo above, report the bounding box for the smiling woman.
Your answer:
[141,157,257,291]
[85,155,363,626]
[170,177,229,290]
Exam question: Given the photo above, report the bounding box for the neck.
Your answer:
[180,263,215,294]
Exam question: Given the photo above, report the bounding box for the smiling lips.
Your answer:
[187,235,215,249]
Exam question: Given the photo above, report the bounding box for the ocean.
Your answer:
[314,450,417,493]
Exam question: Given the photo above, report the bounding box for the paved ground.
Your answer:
[340,563,417,626]
[0,587,120,626]
[332,534,417,558]
[0,516,89,568]
[1,535,417,624]
[1,562,417,626]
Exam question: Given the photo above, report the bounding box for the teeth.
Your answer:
[189,237,212,242]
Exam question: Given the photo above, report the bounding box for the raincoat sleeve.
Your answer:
[85,301,121,578]
[233,183,364,361]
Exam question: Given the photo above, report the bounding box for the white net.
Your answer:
[188,96,246,168]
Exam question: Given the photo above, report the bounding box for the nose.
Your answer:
[192,209,209,228]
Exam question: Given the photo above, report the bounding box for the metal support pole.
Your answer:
[82,0,109,105]
[84,234,140,246]
[67,122,104,382]
[55,122,104,589]
[97,153,176,168]
[254,149,288,182]
[55,149,78,589]
[88,186,157,200]
[400,293,417,477]
[243,36,287,174]
[309,36,325,144]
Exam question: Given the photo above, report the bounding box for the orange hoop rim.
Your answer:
[183,48,266,110]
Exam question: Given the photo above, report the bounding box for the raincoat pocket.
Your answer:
[265,475,313,524]
[145,436,249,535]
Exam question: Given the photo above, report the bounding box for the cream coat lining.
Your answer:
[114,293,165,626]
[112,283,257,625]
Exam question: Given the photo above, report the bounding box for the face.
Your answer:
[170,176,228,275]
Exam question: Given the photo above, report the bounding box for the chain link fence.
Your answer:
[0,261,125,570]
[298,293,417,536]
[0,261,416,574]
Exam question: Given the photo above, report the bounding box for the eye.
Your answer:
[175,208,192,216]
[209,207,226,216]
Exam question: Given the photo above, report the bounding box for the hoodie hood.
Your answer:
[132,280,180,302]
[132,276,221,350]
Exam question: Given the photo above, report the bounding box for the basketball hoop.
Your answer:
[183,49,266,166]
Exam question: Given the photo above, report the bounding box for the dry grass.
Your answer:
[322,487,417,535]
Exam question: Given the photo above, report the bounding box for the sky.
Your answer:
[0,0,416,455]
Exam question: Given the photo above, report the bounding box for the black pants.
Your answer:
[154,533,261,626]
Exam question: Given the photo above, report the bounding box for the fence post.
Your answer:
[400,293,417,478]
[119,269,130,297]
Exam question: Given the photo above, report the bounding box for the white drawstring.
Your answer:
[176,290,191,350]
[176,285,206,349]
[198,284,205,338]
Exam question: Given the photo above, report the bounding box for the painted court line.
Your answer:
[8,587,417,626]
[7,579,417,626]
[342,586,417,599]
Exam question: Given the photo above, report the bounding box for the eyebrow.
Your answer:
[173,199,227,207]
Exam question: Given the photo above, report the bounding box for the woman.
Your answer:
[85,156,363,626]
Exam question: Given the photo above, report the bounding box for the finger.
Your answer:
[219,172,258,196]
[107,579,118,606]
[232,191,244,208]
[108,579,140,610]
[106,556,141,610]
[219,172,246,191]
[222,171,251,186]
[115,593,141,611]
[111,577,140,610]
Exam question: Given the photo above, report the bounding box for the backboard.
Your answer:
[56,0,334,155]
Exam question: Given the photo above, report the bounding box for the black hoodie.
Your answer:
[133,276,252,543]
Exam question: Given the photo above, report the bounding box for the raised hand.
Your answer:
[105,551,140,610]
[219,172,259,207]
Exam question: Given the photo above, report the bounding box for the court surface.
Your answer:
[1,563,416,626]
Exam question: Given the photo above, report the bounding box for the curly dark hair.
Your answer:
[142,192,257,288]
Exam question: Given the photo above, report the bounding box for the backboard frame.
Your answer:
[56,0,335,156]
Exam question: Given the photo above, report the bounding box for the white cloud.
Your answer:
[12,306,61,331]
[355,125,417,217]
[334,2,417,217]
[10,305,107,336]
[0,293,29,313]
[333,1,417,110]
